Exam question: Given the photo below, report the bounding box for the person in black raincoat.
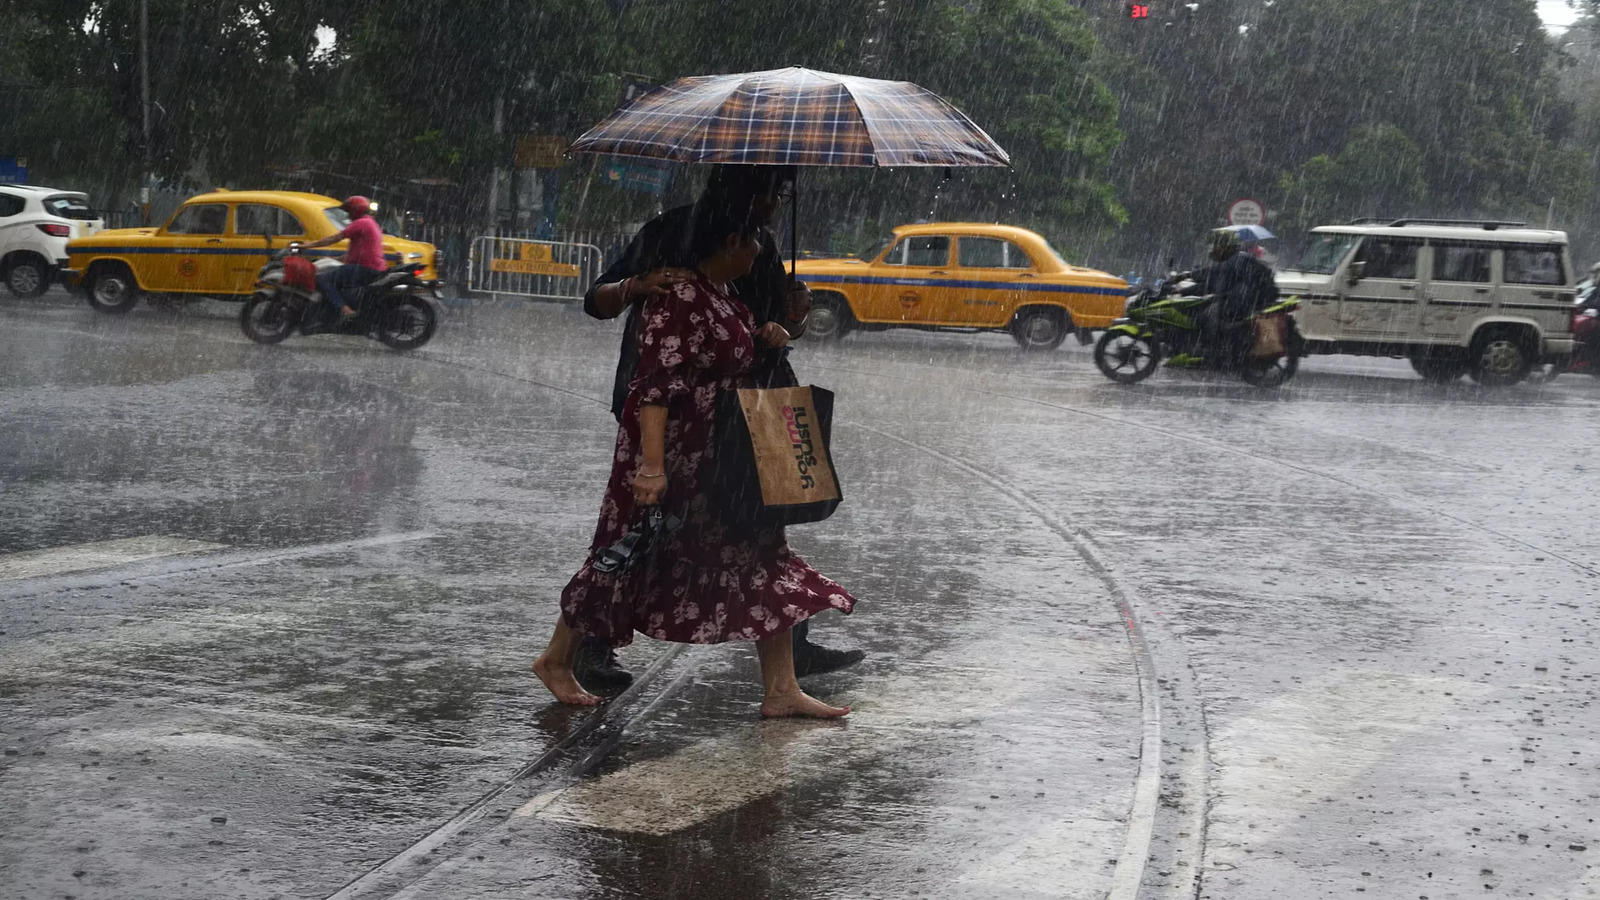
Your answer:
[1179,228,1279,358]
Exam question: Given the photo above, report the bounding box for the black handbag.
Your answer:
[591,507,683,574]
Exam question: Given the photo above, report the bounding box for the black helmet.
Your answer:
[1209,228,1242,260]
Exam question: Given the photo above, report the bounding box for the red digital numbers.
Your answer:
[1130,4,1150,17]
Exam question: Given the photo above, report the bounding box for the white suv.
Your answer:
[0,185,105,298]
[1277,219,1577,385]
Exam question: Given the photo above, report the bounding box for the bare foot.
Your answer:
[532,655,603,706]
[760,689,850,719]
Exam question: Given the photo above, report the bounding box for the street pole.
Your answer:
[485,0,511,236]
[139,0,151,224]
[488,89,503,235]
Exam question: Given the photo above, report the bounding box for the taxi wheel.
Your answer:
[1011,307,1068,351]
[86,264,141,314]
[804,293,852,341]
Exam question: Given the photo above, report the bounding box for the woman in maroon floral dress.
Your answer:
[533,204,855,718]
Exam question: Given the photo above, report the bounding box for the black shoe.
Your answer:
[792,640,865,678]
[574,640,634,690]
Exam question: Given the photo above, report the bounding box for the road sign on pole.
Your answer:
[0,157,28,184]
[1227,198,1265,226]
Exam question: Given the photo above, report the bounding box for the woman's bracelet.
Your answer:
[619,277,633,301]
[637,469,665,478]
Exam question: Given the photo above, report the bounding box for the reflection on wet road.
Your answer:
[2,292,1598,899]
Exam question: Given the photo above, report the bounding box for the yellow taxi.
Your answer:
[65,190,439,313]
[793,223,1127,349]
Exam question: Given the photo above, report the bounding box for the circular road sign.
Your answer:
[1228,198,1265,226]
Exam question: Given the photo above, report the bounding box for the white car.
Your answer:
[1277,218,1578,385]
[0,185,105,298]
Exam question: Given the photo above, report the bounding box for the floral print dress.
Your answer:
[560,273,856,646]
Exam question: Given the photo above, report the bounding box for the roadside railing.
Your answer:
[466,236,604,302]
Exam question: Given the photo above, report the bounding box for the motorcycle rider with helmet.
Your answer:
[302,196,386,321]
[1178,227,1280,361]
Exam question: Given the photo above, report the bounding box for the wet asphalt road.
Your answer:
[2,289,1599,900]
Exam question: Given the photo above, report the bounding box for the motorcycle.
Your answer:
[1093,276,1305,388]
[239,243,440,350]
[1566,287,1599,377]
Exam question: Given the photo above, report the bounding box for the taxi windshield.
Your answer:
[856,234,895,261]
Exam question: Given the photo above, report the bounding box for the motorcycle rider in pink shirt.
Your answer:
[303,196,386,319]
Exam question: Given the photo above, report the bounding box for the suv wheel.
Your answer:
[86,264,142,314]
[4,253,51,298]
[1468,327,1534,387]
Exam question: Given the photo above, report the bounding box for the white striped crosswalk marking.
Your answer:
[0,535,226,581]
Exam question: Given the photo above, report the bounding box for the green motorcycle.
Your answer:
[1093,278,1305,388]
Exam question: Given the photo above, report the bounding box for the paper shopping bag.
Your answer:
[1251,313,1287,359]
[711,385,842,527]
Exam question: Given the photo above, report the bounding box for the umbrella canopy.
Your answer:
[568,67,1009,168]
[1221,224,1276,242]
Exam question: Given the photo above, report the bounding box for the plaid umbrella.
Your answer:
[568,67,1009,168]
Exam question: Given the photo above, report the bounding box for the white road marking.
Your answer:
[0,531,437,596]
[1205,669,1493,852]
[0,535,226,581]
[516,731,802,835]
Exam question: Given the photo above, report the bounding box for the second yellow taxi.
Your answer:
[793,223,1127,349]
[65,190,438,313]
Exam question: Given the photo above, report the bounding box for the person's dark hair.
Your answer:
[688,195,760,263]
[704,165,794,204]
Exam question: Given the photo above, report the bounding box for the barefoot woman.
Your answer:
[533,199,855,718]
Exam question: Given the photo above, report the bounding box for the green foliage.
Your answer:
[1276,125,1429,230]
[13,0,1599,265]
[0,0,1126,241]
[1090,0,1574,266]
[917,0,1128,230]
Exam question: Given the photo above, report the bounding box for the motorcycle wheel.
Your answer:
[240,290,297,344]
[376,294,437,350]
[1240,352,1299,388]
[1094,330,1160,384]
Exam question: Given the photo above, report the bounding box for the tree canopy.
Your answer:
[5,0,1598,268]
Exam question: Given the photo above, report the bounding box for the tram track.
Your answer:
[400,330,1595,899]
[371,343,1211,900]
[813,354,1598,579]
[16,295,1589,898]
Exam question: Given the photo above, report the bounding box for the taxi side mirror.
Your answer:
[1346,261,1366,286]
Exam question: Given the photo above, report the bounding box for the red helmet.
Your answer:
[342,195,372,217]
